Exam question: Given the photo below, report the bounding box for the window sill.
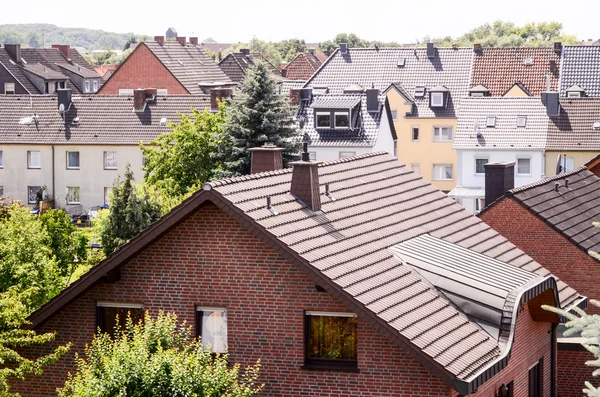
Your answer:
[301,363,359,372]
[104,168,118,170]
[67,168,80,170]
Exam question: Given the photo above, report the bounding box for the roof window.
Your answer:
[414,85,425,98]
[517,116,527,128]
[594,122,600,130]
[397,57,406,67]
[486,116,496,127]
[523,57,533,66]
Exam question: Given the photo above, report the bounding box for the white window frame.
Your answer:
[118,89,134,96]
[196,307,228,353]
[4,82,15,94]
[565,157,574,172]
[92,80,99,92]
[567,91,581,98]
[28,186,40,204]
[391,109,398,122]
[104,151,118,170]
[433,164,453,181]
[411,163,420,175]
[157,89,168,96]
[433,126,452,142]
[315,112,331,128]
[334,111,350,129]
[474,157,489,175]
[517,116,527,128]
[67,186,81,204]
[0,150,3,168]
[516,157,532,176]
[66,151,80,169]
[412,126,420,142]
[486,116,496,128]
[430,92,444,107]
[339,151,356,159]
[27,150,41,169]
[84,80,91,93]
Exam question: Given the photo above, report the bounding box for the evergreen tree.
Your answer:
[217,62,301,177]
[100,165,161,256]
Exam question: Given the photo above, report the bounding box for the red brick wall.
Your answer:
[98,44,188,94]
[556,348,595,397]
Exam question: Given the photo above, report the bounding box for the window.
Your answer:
[567,91,581,98]
[475,158,489,175]
[92,80,99,92]
[157,89,168,96]
[66,151,80,169]
[0,151,3,168]
[96,302,144,336]
[528,359,543,397]
[334,112,349,128]
[316,112,331,128]
[412,126,420,141]
[27,151,41,169]
[0,186,3,196]
[517,158,531,175]
[414,85,425,98]
[433,127,452,142]
[119,89,134,96]
[104,187,111,205]
[4,83,15,94]
[517,116,527,127]
[433,164,453,180]
[304,311,358,370]
[309,152,317,161]
[58,81,66,89]
[430,92,444,107]
[27,186,40,204]
[104,151,118,169]
[411,163,420,175]
[486,116,496,127]
[339,151,356,159]
[84,80,91,93]
[67,186,80,204]
[391,110,398,121]
[196,307,227,353]
[565,157,574,172]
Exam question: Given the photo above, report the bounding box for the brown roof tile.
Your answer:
[547,97,600,150]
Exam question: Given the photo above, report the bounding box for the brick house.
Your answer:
[479,166,600,397]
[280,49,328,81]
[16,151,584,396]
[98,37,235,95]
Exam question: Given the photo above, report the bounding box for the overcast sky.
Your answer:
[2,0,597,43]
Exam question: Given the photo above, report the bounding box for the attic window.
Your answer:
[397,57,406,67]
[430,93,444,107]
[567,91,581,98]
[334,112,350,128]
[414,86,425,98]
[486,116,496,127]
[594,122,600,131]
[316,112,331,128]
[517,116,527,127]
[523,57,533,66]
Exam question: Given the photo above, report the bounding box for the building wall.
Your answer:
[0,66,29,94]
[504,85,530,97]
[457,150,544,188]
[387,89,457,192]
[98,44,188,95]
[0,144,145,209]
[372,105,396,156]
[556,348,595,397]
[545,150,599,178]
[13,202,454,397]
[307,146,373,162]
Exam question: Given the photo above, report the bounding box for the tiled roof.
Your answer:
[0,49,41,94]
[454,97,548,150]
[29,152,582,394]
[93,64,118,78]
[56,62,100,78]
[22,63,67,79]
[304,47,474,118]
[559,46,600,97]
[507,167,600,256]
[219,52,282,83]
[0,94,210,145]
[278,79,305,96]
[471,47,560,96]
[311,95,362,108]
[145,42,232,94]
[547,98,600,150]
[282,52,327,80]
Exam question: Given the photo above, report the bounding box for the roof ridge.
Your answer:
[508,167,588,194]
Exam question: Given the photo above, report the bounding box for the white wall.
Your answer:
[307,146,373,162]
[0,144,145,210]
[372,108,396,156]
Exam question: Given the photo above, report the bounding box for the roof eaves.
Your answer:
[507,166,587,195]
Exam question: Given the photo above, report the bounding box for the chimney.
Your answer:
[366,87,380,112]
[484,162,515,208]
[300,87,313,102]
[308,48,316,56]
[210,88,233,111]
[154,36,165,44]
[176,37,186,46]
[52,44,71,59]
[426,42,436,58]
[247,143,285,174]
[189,37,198,45]
[240,48,250,55]
[281,68,287,78]
[290,143,321,212]
[554,41,562,56]
[289,89,302,106]
[133,88,157,112]
[339,43,348,54]
[4,44,21,62]
[57,88,72,115]
[474,43,483,54]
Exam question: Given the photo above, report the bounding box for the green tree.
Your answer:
[319,33,368,55]
[217,63,301,177]
[141,102,228,199]
[59,312,263,397]
[100,165,161,256]
[225,38,283,67]
[275,39,307,62]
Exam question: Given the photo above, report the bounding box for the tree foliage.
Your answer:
[141,102,228,200]
[100,165,161,256]
[217,62,301,177]
[275,39,307,62]
[225,38,283,67]
[59,312,263,397]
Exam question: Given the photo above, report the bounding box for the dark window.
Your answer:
[412,127,419,141]
[507,381,514,397]
[96,305,144,336]
[475,158,488,174]
[316,113,331,128]
[304,312,358,370]
[334,112,349,128]
[529,359,543,397]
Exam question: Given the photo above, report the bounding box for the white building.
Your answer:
[450,96,550,214]
[0,89,211,211]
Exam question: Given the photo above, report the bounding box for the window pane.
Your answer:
[28,151,41,168]
[201,310,227,353]
[0,186,3,196]
[67,152,80,168]
[518,158,531,175]
[28,186,40,204]
[433,165,452,180]
[0,151,3,167]
[475,159,488,174]
[391,110,398,121]
[433,127,452,142]
[97,306,144,336]
[67,186,80,204]
[316,113,330,127]
[335,113,349,128]
[412,127,419,141]
[431,93,443,106]
[104,151,118,169]
[104,187,111,204]
[566,157,574,172]
[307,315,357,360]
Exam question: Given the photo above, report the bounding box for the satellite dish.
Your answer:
[555,154,562,175]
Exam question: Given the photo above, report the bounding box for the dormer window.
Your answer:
[316,112,331,128]
[517,116,527,127]
[486,116,496,127]
[334,112,349,128]
[566,85,586,98]
[84,80,90,93]
[568,91,581,98]
[414,86,426,98]
[431,93,444,107]
[315,111,350,129]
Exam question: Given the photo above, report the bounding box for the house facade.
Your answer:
[15,150,583,396]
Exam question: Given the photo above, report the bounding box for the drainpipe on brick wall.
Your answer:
[51,145,55,207]
[551,323,557,397]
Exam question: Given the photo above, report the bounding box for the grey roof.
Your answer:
[311,95,362,109]
[559,46,600,97]
[278,80,305,96]
[547,98,600,150]
[56,62,100,78]
[454,97,549,150]
[0,94,210,145]
[506,167,600,256]
[304,47,474,118]
[22,63,67,80]
[0,49,39,93]
[218,52,282,83]
[145,42,233,94]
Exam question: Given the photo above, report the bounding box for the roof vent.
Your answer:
[523,57,533,66]
[517,116,527,127]
[339,43,348,54]
[593,122,600,130]
[397,57,406,67]
[414,85,426,98]
[72,117,80,125]
[486,116,496,127]
[160,117,167,126]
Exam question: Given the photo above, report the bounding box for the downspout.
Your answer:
[551,323,557,397]
[51,145,55,207]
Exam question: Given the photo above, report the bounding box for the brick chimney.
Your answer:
[4,44,21,63]
[189,37,198,45]
[474,43,483,54]
[554,41,562,56]
[210,88,233,111]
[484,162,514,208]
[240,48,250,55]
[308,48,316,56]
[52,44,71,59]
[289,89,301,106]
[290,143,321,211]
[154,36,165,44]
[176,37,186,46]
[247,143,285,174]
[133,88,157,112]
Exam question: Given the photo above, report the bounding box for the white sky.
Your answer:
[2,0,598,43]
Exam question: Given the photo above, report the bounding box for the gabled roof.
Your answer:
[560,46,600,97]
[22,63,67,80]
[304,47,474,118]
[218,52,281,83]
[546,98,600,150]
[471,47,560,96]
[502,82,532,97]
[0,50,38,93]
[503,167,600,258]
[56,62,100,78]
[278,79,305,96]
[27,152,582,395]
[0,94,210,145]
[281,51,327,80]
[144,41,232,93]
[454,97,549,150]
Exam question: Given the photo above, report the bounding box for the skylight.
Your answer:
[486,116,496,127]
[594,122,600,130]
[397,57,406,67]
[523,57,533,66]
[517,116,527,128]
[414,86,425,98]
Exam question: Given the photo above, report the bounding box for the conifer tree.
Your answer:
[217,62,301,177]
